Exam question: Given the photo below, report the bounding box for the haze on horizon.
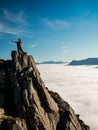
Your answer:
[0,0,98,62]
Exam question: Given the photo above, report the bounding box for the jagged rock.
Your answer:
[49,91,90,130]
[0,51,90,130]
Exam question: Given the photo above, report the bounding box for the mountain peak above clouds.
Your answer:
[69,58,98,65]
[0,49,90,130]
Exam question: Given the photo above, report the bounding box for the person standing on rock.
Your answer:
[11,39,24,53]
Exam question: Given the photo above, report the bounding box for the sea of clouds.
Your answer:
[37,64,98,130]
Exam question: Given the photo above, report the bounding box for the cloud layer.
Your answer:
[37,64,98,130]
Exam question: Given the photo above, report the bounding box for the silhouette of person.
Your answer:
[11,39,23,53]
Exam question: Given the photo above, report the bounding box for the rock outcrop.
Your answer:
[0,51,90,130]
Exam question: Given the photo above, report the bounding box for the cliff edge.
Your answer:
[0,51,90,130]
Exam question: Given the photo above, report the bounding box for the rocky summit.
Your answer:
[0,50,90,130]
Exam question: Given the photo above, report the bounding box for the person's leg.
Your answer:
[17,44,23,52]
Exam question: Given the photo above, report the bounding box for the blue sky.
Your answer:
[1,0,98,62]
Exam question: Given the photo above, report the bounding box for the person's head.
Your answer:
[18,39,21,42]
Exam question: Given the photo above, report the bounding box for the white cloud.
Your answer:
[3,9,27,25]
[63,50,69,54]
[30,44,37,48]
[60,46,69,54]
[41,18,70,30]
[37,64,98,130]
[0,22,23,35]
[29,43,38,48]
[0,10,28,35]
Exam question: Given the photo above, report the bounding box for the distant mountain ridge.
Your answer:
[69,57,98,65]
[37,61,67,64]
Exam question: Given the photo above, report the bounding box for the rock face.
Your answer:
[0,51,90,130]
